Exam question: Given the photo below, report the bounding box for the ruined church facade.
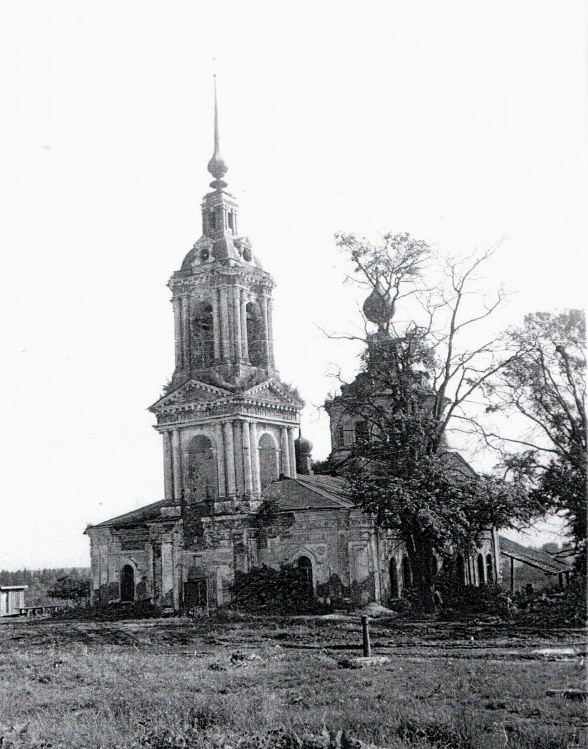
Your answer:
[86,90,500,611]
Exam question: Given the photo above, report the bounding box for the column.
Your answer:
[232,287,242,362]
[232,421,244,493]
[172,429,182,501]
[280,427,291,477]
[267,298,276,368]
[242,420,253,495]
[240,289,249,361]
[215,422,227,497]
[161,535,174,608]
[181,297,190,370]
[173,298,183,368]
[219,287,231,362]
[222,421,236,496]
[249,421,260,494]
[212,289,221,361]
[163,431,173,500]
[260,295,271,368]
[287,427,297,477]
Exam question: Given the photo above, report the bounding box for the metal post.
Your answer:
[361,615,371,657]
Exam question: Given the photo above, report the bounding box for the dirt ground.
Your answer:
[0,613,586,748]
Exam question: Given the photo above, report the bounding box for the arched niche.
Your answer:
[389,557,399,599]
[486,553,494,584]
[246,301,266,367]
[192,301,215,367]
[120,564,135,602]
[258,432,279,488]
[185,434,218,502]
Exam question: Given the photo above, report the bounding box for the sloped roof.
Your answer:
[499,536,572,575]
[268,475,355,511]
[86,500,167,531]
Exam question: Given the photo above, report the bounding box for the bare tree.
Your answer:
[328,233,540,610]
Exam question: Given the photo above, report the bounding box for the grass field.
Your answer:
[0,614,586,748]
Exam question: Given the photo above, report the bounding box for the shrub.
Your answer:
[231,564,331,614]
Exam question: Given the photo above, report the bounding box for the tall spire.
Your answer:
[207,74,229,190]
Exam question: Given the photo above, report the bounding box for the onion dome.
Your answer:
[362,282,395,329]
[295,435,313,455]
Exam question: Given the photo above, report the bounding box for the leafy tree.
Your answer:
[48,574,91,601]
[329,233,541,610]
[484,310,586,564]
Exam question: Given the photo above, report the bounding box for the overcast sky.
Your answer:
[1,1,586,569]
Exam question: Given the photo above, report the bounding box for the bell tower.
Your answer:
[150,79,303,516]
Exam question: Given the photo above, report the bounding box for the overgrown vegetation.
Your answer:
[231,564,328,614]
[485,309,586,572]
[331,233,542,612]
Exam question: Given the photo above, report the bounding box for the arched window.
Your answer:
[246,302,266,367]
[456,554,466,587]
[259,433,279,488]
[185,435,218,502]
[401,555,412,589]
[389,557,399,599]
[354,420,369,444]
[120,565,135,602]
[335,425,345,448]
[486,553,494,584]
[477,553,486,585]
[192,302,215,367]
[297,556,313,597]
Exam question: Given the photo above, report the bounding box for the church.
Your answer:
[85,88,501,612]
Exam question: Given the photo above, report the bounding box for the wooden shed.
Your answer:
[0,586,28,617]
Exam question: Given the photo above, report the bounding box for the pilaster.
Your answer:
[280,426,291,477]
[181,297,190,370]
[215,421,227,497]
[172,429,182,501]
[212,289,221,361]
[242,420,253,495]
[249,420,260,495]
[287,427,297,478]
[222,421,236,496]
[240,288,249,361]
[173,298,182,368]
[163,431,173,500]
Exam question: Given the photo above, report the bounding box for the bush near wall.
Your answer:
[231,564,331,614]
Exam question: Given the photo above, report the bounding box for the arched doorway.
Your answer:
[477,554,486,585]
[486,554,494,584]
[120,565,135,602]
[456,554,466,588]
[401,555,412,590]
[389,557,399,599]
[185,435,218,502]
[297,556,313,597]
[258,433,279,487]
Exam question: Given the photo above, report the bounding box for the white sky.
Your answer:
[0,1,586,569]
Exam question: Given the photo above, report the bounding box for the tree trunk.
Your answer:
[405,535,437,613]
